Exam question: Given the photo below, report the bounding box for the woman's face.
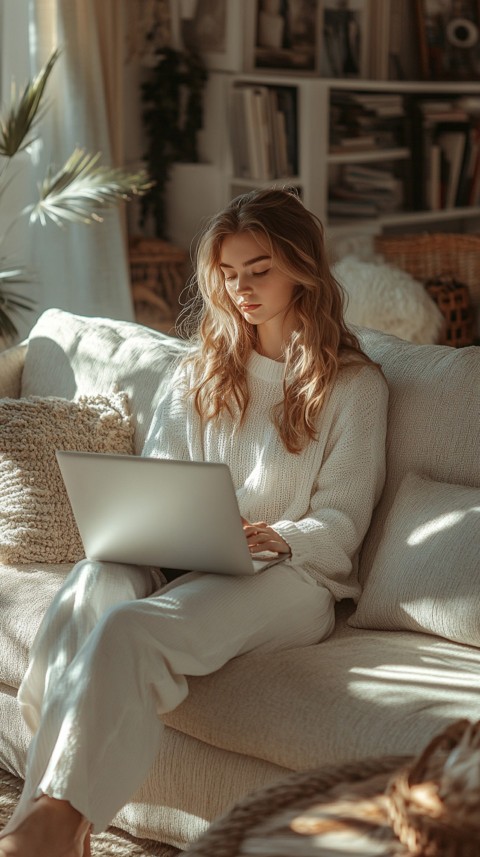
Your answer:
[219,231,297,331]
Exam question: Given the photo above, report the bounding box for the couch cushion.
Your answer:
[163,624,480,772]
[0,392,134,563]
[20,309,190,454]
[0,564,72,688]
[349,472,480,646]
[356,329,480,587]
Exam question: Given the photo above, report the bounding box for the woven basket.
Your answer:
[375,233,480,346]
[387,719,480,857]
[424,275,473,347]
[129,237,189,333]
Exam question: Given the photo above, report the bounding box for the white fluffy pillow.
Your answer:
[0,392,134,563]
[349,472,480,646]
[333,255,444,344]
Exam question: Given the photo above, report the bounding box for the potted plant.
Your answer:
[0,49,151,341]
[139,45,208,240]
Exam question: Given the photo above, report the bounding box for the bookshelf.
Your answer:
[197,73,480,244]
[167,0,480,246]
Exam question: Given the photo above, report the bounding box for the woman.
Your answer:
[0,187,388,857]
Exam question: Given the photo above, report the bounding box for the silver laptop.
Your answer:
[56,451,283,576]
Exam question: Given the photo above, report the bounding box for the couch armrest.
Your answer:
[0,342,27,399]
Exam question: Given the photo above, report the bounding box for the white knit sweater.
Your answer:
[143,352,388,601]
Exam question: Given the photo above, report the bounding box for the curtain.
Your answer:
[1,0,135,340]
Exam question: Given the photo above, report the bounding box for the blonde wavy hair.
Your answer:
[178,187,376,453]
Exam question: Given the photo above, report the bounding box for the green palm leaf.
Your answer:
[0,265,35,340]
[0,49,60,158]
[28,149,153,227]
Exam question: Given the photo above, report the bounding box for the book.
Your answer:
[240,86,264,181]
[274,107,290,177]
[342,164,399,190]
[459,121,480,207]
[436,125,469,209]
[252,86,274,180]
[274,86,298,176]
[330,186,401,213]
[455,126,474,207]
[426,143,442,210]
[418,100,469,123]
[330,135,377,153]
[230,87,249,178]
[469,141,480,206]
[368,0,391,80]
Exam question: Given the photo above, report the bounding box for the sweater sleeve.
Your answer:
[273,366,388,600]
[142,363,204,461]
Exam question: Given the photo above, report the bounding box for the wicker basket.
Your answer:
[387,719,480,857]
[129,237,189,333]
[375,233,480,346]
[424,275,474,347]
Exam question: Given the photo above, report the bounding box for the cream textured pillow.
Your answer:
[0,392,134,563]
[349,472,480,646]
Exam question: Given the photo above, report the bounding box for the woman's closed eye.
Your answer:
[223,268,269,282]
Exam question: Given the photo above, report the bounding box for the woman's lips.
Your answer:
[239,303,261,312]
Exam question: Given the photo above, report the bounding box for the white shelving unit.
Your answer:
[197,72,480,245]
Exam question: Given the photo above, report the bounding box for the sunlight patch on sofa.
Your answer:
[407,506,480,545]
[349,662,477,704]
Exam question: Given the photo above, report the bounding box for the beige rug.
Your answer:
[0,769,181,856]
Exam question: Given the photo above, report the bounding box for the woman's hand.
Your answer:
[241,518,291,556]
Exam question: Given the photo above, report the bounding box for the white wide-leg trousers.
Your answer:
[11,559,334,833]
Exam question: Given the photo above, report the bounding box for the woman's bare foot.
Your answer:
[0,794,91,857]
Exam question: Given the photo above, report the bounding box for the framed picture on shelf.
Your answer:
[170,0,245,71]
[248,0,322,73]
[415,0,480,79]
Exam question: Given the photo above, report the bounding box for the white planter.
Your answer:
[166,162,223,251]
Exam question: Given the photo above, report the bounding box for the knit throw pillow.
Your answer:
[0,392,134,563]
[349,472,480,647]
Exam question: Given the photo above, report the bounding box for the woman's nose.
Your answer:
[235,275,252,293]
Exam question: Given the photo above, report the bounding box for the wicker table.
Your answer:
[184,756,413,857]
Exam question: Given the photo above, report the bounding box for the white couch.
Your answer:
[0,308,479,850]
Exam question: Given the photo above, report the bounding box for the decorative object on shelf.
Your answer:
[388,718,480,856]
[0,50,150,341]
[374,232,480,344]
[129,236,189,333]
[415,0,480,80]
[253,0,320,73]
[139,46,208,240]
[320,0,370,78]
[170,0,245,71]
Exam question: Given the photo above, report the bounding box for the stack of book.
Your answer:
[410,97,480,211]
[230,83,298,181]
[330,91,406,154]
[328,163,404,220]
